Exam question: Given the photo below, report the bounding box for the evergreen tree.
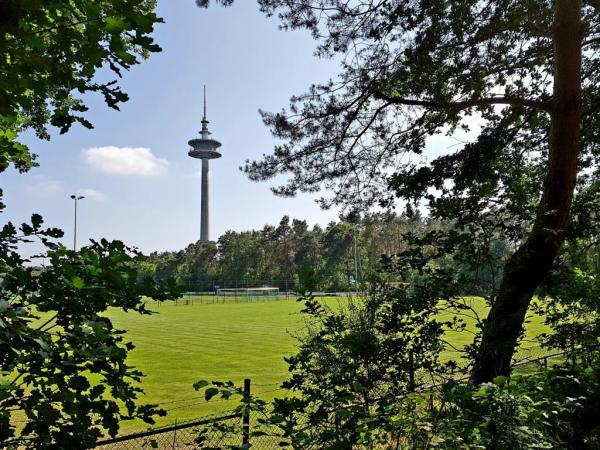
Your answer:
[201,0,598,383]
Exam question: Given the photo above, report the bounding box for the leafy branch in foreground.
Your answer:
[0,0,163,172]
[0,214,180,449]
[0,2,171,448]
[194,313,600,449]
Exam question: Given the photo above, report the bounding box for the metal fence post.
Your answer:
[171,418,178,449]
[408,350,416,392]
[243,378,251,448]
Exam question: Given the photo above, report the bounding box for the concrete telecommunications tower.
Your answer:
[188,86,222,242]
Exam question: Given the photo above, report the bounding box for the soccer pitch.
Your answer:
[108,297,306,431]
[107,296,549,433]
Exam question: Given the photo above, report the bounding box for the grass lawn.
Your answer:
[106,295,550,433]
[107,297,307,432]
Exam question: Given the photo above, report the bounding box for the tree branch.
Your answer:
[374,92,552,113]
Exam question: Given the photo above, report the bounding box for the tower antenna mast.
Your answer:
[188,86,222,242]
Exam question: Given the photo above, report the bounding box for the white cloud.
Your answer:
[82,146,168,176]
[77,188,107,202]
[28,177,64,195]
[41,180,64,193]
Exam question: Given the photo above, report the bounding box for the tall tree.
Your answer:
[201,0,596,382]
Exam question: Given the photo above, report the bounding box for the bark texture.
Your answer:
[470,0,583,384]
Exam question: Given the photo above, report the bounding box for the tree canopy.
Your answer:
[142,214,471,291]
[201,0,599,383]
[0,0,162,174]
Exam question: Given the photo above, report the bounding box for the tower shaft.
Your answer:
[188,85,221,243]
[200,158,210,242]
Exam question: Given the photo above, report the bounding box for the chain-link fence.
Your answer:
[95,412,242,449]
[95,411,288,449]
[95,378,290,450]
[94,349,568,449]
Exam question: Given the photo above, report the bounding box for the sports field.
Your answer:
[108,297,306,432]
[107,296,549,433]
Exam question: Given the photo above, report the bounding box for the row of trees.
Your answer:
[140,213,504,292]
[200,232,600,447]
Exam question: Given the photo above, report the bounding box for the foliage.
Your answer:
[0,215,180,448]
[193,257,474,449]
[145,213,508,294]
[198,0,597,225]
[536,251,600,355]
[80,292,550,428]
[266,286,454,449]
[534,181,600,354]
[400,356,600,450]
[147,215,365,290]
[199,1,596,214]
[198,3,599,447]
[195,347,600,449]
[0,0,163,171]
[189,230,599,448]
[201,0,599,382]
[0,1,173,447]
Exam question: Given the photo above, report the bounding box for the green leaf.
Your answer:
[270,414,284,424]
[71,276,85,289]
[335,408,352,418]
[33,338,50,352]
[493,376,509,386]
[104,17,128,33]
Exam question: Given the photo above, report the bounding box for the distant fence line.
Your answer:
[173,279,361,294]
[175,279,300,294]
[167,291,294,306]
[95,349,569,449]
[160,288,355,306]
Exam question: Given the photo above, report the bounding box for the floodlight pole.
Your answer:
[70,195,85,251]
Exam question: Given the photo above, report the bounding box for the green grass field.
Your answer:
[108,297,306,432]
[107,295,550,434]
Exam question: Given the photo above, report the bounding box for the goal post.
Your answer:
[216,287,280,297]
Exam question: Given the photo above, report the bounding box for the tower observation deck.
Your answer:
[188,86,222,242]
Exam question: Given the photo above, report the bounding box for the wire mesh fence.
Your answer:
[94,348,569,449]
[95,412,242,449]
[94,411,289,449]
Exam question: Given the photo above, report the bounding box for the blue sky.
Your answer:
[1,1,470,254]
[1,1,347,253]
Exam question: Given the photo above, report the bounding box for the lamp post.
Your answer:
[70,195,85,251]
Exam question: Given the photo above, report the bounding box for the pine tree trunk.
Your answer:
[470,0,583,385]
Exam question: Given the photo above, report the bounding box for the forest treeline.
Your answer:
[140,214,509,292]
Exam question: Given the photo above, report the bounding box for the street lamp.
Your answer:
[70,195,85,251]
